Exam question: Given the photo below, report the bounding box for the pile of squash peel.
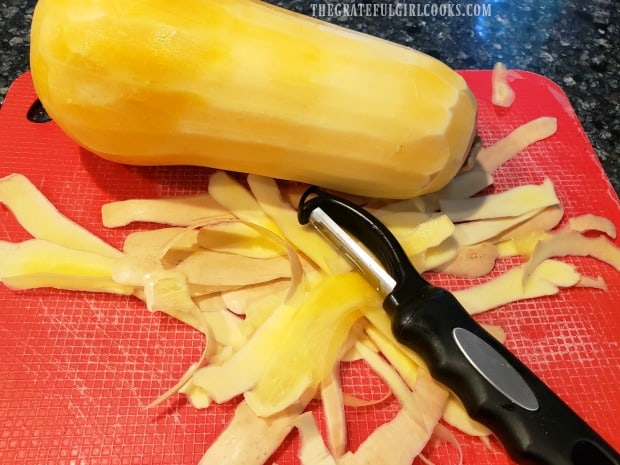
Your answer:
[1,115,620,465]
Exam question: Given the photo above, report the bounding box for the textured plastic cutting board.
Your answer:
[0,70,619,465]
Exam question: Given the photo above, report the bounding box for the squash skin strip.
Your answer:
[576,275,608,290]
[453,259,580,315]
[434,242,498,278]
[102,194,228,228]
[568,214,617,238]
[477,117,558,173]
[197,221,286,258]
[320,365,347,457]
[427,423,465,465]
[123,227,201,256]
[355,338,427,430]
[294,412,338,465]
[339,370,448,465]
[522,230,620,284]
[1,273,133,295]
[0,239,133,295]
[235,220,304,302]
[207,171,283,235]
[156,218,303,301]
[0,173,122,259]
[491,62,515,108]
[452,208,542,246]
[175,250,292,287]
[198,400,308,465]
[492,205,564,243]
[413,238,460,272]
[364,325,421,390]
[381,212,456,256]
[185,296,303,406]
[439,178,559,223]
[247,174,350,274]
[130,268,217,409]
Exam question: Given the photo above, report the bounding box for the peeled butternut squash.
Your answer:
[29,0,477,198]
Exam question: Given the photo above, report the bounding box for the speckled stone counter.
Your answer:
[1,0,618,195]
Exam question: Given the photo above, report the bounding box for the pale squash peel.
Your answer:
[0,239,133,295]
[491,62,516,108]
[477,117,557,173]
[102,194,228,228]
[522,230,620,285]
[320,366,347,457]
[0,173,122,259]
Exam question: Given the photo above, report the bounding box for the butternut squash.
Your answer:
[30,0,477,198]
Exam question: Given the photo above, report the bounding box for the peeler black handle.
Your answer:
[297,186,620,465]
[389,285,620,465]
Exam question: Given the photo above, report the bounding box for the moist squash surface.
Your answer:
[30,0,477,198]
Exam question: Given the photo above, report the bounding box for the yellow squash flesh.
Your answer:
[30,0,477,198]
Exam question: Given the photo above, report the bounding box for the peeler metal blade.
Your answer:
[306,206,396,295]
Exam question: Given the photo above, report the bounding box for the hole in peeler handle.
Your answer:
[26,99,52,123]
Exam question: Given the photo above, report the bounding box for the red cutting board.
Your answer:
[0,71,619,465]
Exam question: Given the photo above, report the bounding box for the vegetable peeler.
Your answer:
[297,186,620,465]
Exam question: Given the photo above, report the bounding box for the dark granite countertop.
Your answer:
[1,0,618,195]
